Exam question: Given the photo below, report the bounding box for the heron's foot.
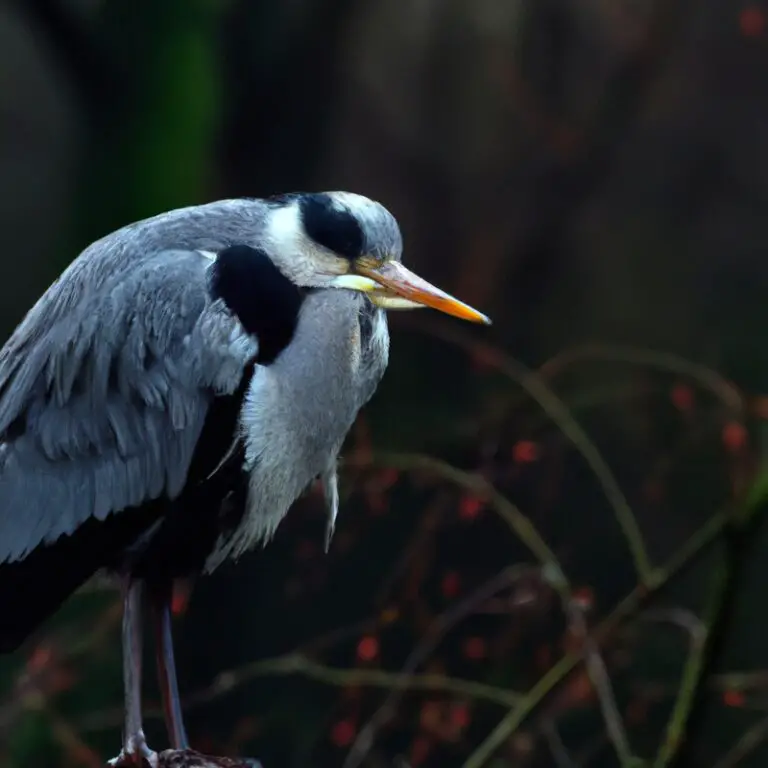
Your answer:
[107,732,159,768]
[107,751,158,768]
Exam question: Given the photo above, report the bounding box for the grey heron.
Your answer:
[0,191,489,765]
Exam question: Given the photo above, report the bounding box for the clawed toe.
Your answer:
[108,753,158,768]
[108,740,159,768]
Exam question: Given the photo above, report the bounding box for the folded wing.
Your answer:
[0,248,256,564]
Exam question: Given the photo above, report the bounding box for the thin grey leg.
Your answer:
[151,583,190,750]
[110,578,158,767]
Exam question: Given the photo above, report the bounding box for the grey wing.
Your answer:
[0,248,257,563]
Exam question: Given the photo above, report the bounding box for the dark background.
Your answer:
[2,1,768,766]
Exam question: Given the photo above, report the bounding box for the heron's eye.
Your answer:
[299,194,365,261]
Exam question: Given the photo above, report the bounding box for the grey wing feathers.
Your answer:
[0,248,256,563]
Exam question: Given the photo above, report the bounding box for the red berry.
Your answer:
[450,702,471,730]
[459,495,483,520]
[410,736,432,765]
[724,689,746,708]
[670,383,695,412]
[331,720,356,747]
[512,440,539,463]
[441,572,461,598]
[463,636,486,660]
[722,421,748,452]
[356,635,379,661]
[740,6,765,37]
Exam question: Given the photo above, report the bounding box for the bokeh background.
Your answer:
[2,1,768,766]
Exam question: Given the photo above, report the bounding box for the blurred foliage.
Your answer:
[3,0,768,767]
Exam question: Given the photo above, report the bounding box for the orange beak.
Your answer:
[356,261,491,325]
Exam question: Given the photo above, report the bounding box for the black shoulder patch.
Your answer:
[209,245,304,364]
[299,193,364,261]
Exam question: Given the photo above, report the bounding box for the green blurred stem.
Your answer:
[712,713,768,768]
[350,452,639,765]
[566,600,639,766]
[652,553,730,767]
[207,654,522,708]
[411,321,654,585]
[462,510,728,768]
[348,452,569,595]
[540,343,744,414]
[78,657,523,733]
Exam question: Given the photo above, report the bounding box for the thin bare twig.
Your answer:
[342,565,540,768]
[541,718,578,768]
[345,452,568,593]
[565,599,638,766]
[462,511,728,768]
[539,343,744,416]
[711,670,768,692]
[712,713,768,768]
[408,320,653,585]
[638,608,707,644]
[652,557,729,767]
[201,654,522,708]
[45,705,104,768]
[77,653,521,734]
[0,599,122,737]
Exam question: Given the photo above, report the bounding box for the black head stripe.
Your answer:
[299,194,365,261]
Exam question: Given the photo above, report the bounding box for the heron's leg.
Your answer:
[150,581,189,750]
[116,578,158,767]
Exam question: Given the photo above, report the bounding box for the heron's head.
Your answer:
[262,191,490,325]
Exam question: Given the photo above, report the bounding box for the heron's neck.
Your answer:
[214,291,371,558]
[239,290,368,476]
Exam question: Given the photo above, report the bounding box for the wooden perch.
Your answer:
[108,750,263,768]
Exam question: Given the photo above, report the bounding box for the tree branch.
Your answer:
[462,511,729,768]
[108,751,261,768]
[401,320,654,584]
